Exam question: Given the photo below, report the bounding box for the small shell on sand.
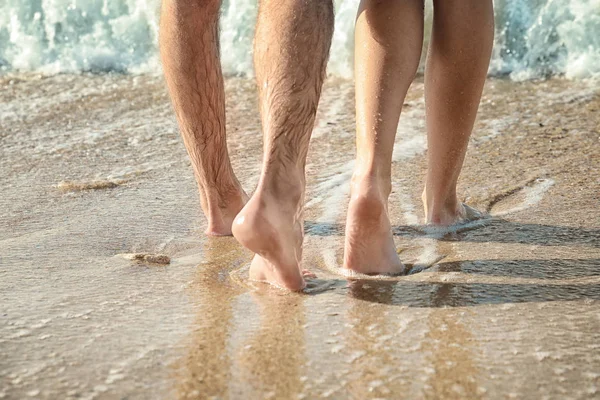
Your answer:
[120,253,171,265]
[57,180,125,192]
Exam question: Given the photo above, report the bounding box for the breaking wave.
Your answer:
[1,0,598,79]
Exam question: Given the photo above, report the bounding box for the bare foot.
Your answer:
[200,182,248,236]
[422,190,484,226]
[248,255,315,291]
[232,178,308,291]
[343,177,405,275]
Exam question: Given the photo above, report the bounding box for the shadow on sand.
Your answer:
[336,258,600,308]
[305,218,600,247]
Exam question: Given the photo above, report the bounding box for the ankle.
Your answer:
[202,180,244,208]
[346,175,391,223]
[257,167,305,209]
[196,165,243,197]
[422,189,462,225]
[351,171,391,201]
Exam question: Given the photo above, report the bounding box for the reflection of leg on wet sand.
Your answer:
[175,238,245,399]
[346,281,481,398]
[422,283,482,399]
[232,0,334,291]
[344,281,410,397]
[238,292,307,399]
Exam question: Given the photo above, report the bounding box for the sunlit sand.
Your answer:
[1,74,599,399]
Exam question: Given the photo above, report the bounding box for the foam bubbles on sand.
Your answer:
[120,253,171,265]
[489,178,555,216]
[57,179,125,192]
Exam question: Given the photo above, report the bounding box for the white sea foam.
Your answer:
[492,178,555,216]
[1,0,598,79]
[312,85,352,139]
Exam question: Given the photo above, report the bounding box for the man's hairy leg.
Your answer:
[423,0,494,226]
[343,0,424,275]
[232,0,334,291]
[160,0,247,236]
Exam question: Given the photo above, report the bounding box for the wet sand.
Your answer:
[1,74,599,399]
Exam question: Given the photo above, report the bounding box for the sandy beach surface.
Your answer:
[1,74,599,399]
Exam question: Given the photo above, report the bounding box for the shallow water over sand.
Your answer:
[1,74,599,399]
